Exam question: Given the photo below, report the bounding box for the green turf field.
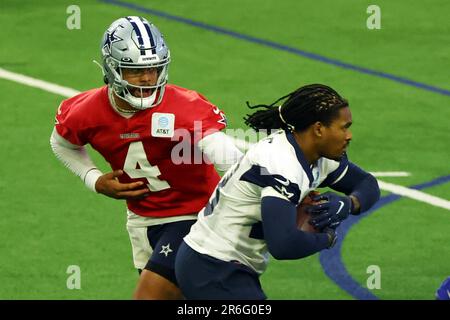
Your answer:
[0,0,449,300]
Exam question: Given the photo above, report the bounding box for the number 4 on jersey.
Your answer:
[123,141,170,192]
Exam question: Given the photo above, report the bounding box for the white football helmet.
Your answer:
[100,16,170,110]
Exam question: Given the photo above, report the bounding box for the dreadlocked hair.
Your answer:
[244,84,348,132]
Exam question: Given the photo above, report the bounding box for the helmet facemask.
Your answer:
[104,55,170,110]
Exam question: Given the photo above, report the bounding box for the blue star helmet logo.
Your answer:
[102,27,123,54]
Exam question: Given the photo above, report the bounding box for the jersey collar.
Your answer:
[285,131,315,187]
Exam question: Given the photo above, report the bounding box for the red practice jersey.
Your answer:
[55,84,227,217]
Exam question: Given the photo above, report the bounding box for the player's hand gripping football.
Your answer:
[297,191,338,248]
[95,170,150,200]
[296,191,321,232]
[307,191,353,230]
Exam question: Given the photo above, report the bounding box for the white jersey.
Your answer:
[184,130,349,274]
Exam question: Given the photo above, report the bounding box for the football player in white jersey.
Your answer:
[175,84,380,299]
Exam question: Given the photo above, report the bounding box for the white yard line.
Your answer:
[377,180,450,210]
[0,68,80,97]
[370,171,411,177]
[2,67,448,210]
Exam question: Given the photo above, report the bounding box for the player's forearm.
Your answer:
[261,197,331,260]
[197,131,243,172]
[331,163,380,214]
[349,174,380,214]
[50,128,102,192]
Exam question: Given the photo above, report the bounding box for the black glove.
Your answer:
[308,191,353,230]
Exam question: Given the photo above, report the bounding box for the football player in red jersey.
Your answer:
[50,16,242,299]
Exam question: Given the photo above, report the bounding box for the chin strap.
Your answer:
[108,88,138,114]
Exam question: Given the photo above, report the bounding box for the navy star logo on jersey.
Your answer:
[102,27,123,54]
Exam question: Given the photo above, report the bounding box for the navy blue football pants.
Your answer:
[175,241,266,300]
[143,220,196,285]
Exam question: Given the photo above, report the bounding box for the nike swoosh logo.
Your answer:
[336,201,345,215]
[447,289,450,299]
[274,177,290,186]
[212,107,221,114]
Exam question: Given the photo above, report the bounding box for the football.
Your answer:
[296,191,321,232]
